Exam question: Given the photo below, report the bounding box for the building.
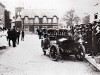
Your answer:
[0,2,5,27]
[90,3,100,23]
[15,7,59,33]
[5,10,11,29]
[11,17,16,28]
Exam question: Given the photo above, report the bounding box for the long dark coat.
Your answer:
[7,30,12,40]
[22,31,24,37]
[11,29,17,40]
[96,32,100,53]
[92,26,97,55]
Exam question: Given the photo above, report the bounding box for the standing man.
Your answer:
[16,28,20,44]
[86,28,92,54]
[21,30,25,41]
[11,26,17,47]
[92,22,98,57]
[36,28,39,35]
[7,28,12,46]
[85,23,92,55]
[96,25,100,54]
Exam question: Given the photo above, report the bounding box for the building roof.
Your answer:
[0,2,5,8]
[21,9,58,18]
[16,16,22,21]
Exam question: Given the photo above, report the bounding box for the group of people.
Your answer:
[70,21,100,58]
[84,22,100,58]
[7,26,25,47]
[36,21,100,58]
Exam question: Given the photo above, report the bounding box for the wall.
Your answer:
[0,3,5,27]
[90,4,100,23]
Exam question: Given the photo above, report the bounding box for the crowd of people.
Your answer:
[0,26,25,48]
[7,26,25,47]
[36,21,100,58]
[73,21,100,58]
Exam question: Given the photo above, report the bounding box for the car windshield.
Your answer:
[48,29,58,36]
[58,29,68,36]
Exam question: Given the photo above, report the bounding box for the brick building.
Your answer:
[15,7,59,33]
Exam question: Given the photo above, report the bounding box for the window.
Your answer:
[43,17,47,23]
[48,19,52,23]
[29,19,33,24]
[53,26,57,29]
[94,13,98,19]
[53,16,57,23]
[24,17,29,24]
[42,26,47,28]
[17,11,20,15]
[24,26,29,31]
[34,17,39,23]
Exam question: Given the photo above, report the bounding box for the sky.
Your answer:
[0,0,100,19]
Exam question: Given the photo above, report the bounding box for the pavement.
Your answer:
[85,54,100,71]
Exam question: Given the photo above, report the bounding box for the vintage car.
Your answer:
[41,28,57,54]
[41,28,85,61]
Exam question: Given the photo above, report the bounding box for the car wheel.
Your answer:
[75,44,85,61]
[49,46,59,61]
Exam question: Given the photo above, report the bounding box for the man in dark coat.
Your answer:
[7,28,12,46]
[37,29,42,39]
[11,26,17,47]
[16,29,20,44]
[86,23,92,55]
[21,30,25,41]
[36,28,40,39]
[96,25,100,54]
[85,28,92,54]
[92,23,98,57]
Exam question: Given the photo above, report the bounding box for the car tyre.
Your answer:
[75,44,85,61]
[49,46,59,61]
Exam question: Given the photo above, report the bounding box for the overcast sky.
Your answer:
[0,0,100,19]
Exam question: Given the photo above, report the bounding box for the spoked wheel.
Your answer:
[75,44,85,61]
[49,46,59,61]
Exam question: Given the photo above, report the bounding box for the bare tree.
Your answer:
[63,9,80,26]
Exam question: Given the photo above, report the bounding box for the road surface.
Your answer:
[0,34,100,75]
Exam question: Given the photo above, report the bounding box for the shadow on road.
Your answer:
[0,47,9,56]
[42,53,84,63]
